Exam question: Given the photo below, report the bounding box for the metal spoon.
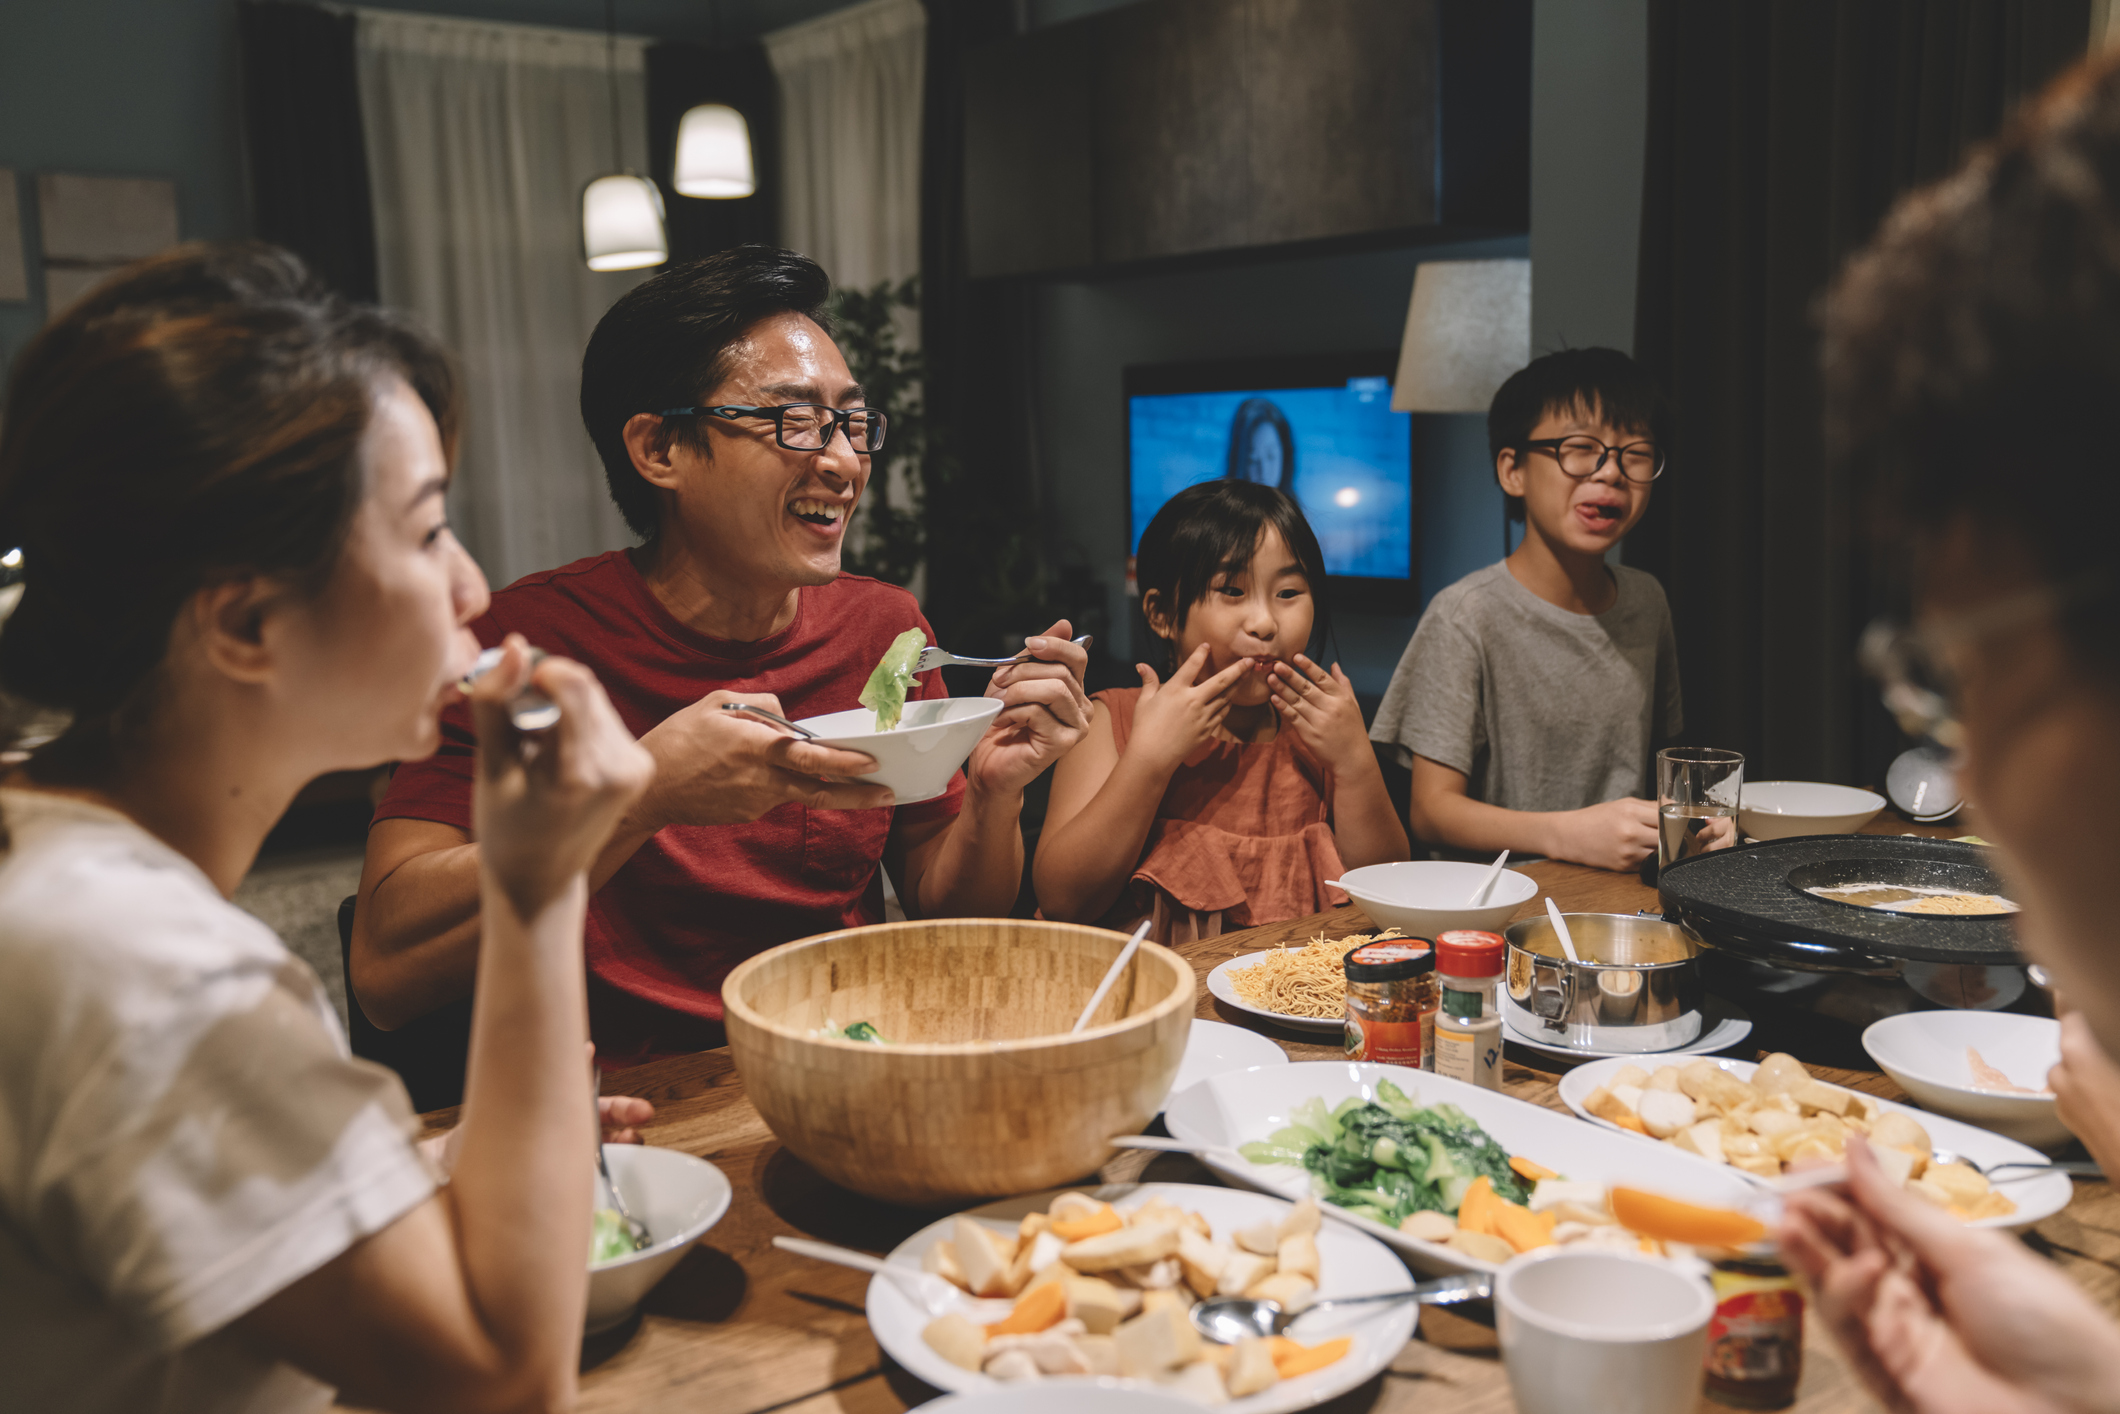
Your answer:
[463,645,561,732]
[1191,1273,1493,1343]
[1930,1148,2102,1181]
[914,633,1093,673]
[592,1063,650,1253]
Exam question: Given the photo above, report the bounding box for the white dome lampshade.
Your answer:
[582,173,668,272]
[674,104,756,198]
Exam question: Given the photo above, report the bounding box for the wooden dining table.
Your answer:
[406,837,2120,1414]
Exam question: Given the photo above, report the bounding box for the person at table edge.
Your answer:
[352,246,1091,1066]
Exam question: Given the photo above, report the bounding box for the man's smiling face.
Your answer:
[663,310,870,590]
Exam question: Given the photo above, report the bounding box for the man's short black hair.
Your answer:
[1486,347,1669,524]
[580,245,835,539]
[1825,52,2120,671]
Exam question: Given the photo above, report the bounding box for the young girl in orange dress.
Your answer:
[1035,481,1409,943]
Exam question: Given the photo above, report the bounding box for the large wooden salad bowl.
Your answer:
[722,920,1195,1206]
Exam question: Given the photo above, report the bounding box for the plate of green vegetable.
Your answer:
[1162,1062,1756,1276]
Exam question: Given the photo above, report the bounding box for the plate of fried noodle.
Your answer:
[1207,930,1406,1034]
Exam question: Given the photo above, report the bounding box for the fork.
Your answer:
[1930,1148,2103,1181]
[914,633,1093,673]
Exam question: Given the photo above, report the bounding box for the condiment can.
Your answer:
[1704,1255,1804,1407]
[1344,938,1438,1067]
[1432,930,1506,1090]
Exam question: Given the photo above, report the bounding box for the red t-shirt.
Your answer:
[375,551,963,1064]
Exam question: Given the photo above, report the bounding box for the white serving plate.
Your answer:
[1501,995,1753,1061]
[1556,1054,2071,1229]
[866,1182,1416,1411]
[1862,1011,2071,1150]
[586,1145,733,1333]
[1738,781,1887,840]
[1161,1061,1757,1277]
[1334,859,1538,938]
[921,1385,1201,1412]
[1206,952,1348,1034]
[796,696,1002,805]
[1165,1019,1289,1105]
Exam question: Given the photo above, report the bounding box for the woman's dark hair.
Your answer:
[579,244,835,540]
[1487,347,1668,526]
[0,241,459,774]
[1825,51,2120,670]
[1133,480,1331,667]
[1224,397,1295,491]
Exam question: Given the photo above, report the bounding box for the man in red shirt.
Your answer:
[351,247,1090,1064]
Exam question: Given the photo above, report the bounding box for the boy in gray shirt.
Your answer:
[1372,348,1681,870]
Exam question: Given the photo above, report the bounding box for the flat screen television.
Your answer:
[1125,352,1415,615]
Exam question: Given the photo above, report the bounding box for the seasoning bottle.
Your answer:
[1343,938,1439,1068]
[1704,1254,1804,1407]
[1432,930,1506,1090]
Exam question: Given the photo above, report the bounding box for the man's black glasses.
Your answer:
[1519,435,1665,483]
[658,403,887,454]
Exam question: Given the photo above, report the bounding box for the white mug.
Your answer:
[1496,1248,1715,1414]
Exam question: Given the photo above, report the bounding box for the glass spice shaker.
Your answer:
[1343,937,1439,1068]
[1432,929,1506,1090]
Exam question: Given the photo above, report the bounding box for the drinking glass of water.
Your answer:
[1658,748,1744,871]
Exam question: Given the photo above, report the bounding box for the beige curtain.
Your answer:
[763,0,926,293]
[356,8,649,591]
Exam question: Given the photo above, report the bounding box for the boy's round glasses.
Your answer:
[1520,435,1666,483]
[658,403,888,454]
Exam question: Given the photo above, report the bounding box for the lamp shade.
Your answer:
[674,104,756,198]
[1391,259,1531,413]
[582,173,668,272]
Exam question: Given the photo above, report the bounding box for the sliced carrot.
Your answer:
[1455,1175,1499,1236]
[1269,1335,1353,1378]
[1493,1201,1557,1253]
[983,1280,1066,1336]
[1048,1204,1123,1242]
[1613,1113,1649,1135]
[1509,1156,1558,1183]
[1609,1187,1767,1249]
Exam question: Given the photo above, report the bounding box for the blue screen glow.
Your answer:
[1128,377,1412,580]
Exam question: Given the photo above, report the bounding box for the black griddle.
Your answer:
[1659,835,2021,969]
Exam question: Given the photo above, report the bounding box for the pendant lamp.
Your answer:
[581,0,666,272]
[674,103,755,198]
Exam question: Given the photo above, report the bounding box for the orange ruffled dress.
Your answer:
[1095,687,1349,946]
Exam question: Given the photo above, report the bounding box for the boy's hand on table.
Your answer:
[1268,655,1372,777]
[1781,1138,2120,1414]
[2049,1000,2120,1175]
[1545,796,1659,871]
[1130,645,1250,773]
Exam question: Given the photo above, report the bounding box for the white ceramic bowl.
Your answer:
[1335,860,1538,938]
[586,1144,733,1333]
[796,696,1003,805]
[1862,1010,2070,1151]
[1495,1249,1713,1414]
[1738,780,1887,840]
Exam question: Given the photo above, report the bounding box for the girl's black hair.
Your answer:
[1223,397,1295,491]
[1134,480,1332,666]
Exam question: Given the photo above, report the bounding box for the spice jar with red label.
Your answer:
[1704,1254,1804,1407]
[1343,938,1439,1068]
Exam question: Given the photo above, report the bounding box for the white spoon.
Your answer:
[771,1235,1017,1321]
[1466,849,1510,906]
[1545,897,1582,963]
[1073,920,1153,1033]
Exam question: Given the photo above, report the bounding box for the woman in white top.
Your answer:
[0,244,653,1412]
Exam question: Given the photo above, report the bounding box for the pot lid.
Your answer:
[1658,835,2021,967]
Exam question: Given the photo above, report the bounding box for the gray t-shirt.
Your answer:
[1371,561,1683,815]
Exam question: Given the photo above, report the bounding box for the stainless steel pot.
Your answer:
[1503,913,1705,1052]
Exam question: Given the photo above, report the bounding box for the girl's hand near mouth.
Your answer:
[1129,644,1253,773]
[1268,654,1372,777]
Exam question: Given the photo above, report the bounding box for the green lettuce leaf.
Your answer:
[859,628,927,731]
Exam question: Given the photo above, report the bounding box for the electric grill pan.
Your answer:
[1658,835,2037,1025]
